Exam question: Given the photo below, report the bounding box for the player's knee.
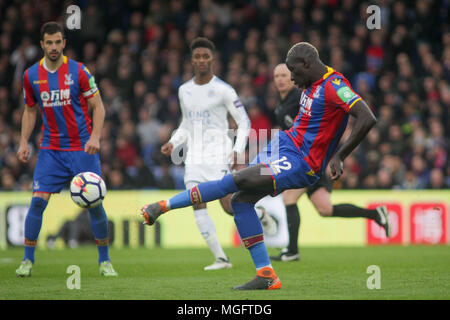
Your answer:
[283,195,299,205]
[88,204,107,220]
[33,192,51,202]
[230,191,243,204]
[231,172,249,189]
[230,191,255,204]
[193,203,206,210]
[317,205,333,217]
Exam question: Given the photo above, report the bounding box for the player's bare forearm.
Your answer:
[334,100,377,161]
[85,94,105,154]
[20,105,37,145]
[17,105,37,163]
[88,94,105,139]
[329,100,376,180]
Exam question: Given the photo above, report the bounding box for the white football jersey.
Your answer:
[169,76,250,165]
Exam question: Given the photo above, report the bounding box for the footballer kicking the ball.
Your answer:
[141,42,377,290]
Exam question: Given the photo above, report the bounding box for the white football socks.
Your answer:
[194,208,227,260]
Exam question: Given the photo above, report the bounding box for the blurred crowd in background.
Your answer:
[0,0,449,191]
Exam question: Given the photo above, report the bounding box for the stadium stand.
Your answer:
[0,0,448,191]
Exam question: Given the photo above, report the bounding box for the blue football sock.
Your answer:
[168,174,238,210]
[24,197,48,263]
[88,204,110,264]
[231,201,271,269]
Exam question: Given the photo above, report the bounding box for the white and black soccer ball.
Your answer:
[70,172,106,208]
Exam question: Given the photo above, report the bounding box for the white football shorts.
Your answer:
[184,163,231,189]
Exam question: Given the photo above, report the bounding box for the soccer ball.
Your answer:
[70,172,106,208]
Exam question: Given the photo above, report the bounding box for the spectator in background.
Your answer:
[137,106,161,150]
[155,163,176,190]
[428,168,447,189]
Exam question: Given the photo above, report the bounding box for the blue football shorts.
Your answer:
[32,149,101,193]
[249,131,320,196]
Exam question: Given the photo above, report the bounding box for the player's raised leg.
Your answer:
[140,164,273,225]
[309,188,391,237]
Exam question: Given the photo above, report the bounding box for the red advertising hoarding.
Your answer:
[367,203,403,244]
[410,203,447,244]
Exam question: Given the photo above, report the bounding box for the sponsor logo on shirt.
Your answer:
[313,85,322,98]
[299,93,312,117]
[33,80,48,84]
[40,89,72,107]
[188,110,211,125]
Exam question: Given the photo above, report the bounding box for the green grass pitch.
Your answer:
[0,246,449,300]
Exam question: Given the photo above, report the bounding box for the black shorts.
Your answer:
[306,174,333,197]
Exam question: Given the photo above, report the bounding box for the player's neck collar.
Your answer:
[41,55,67,73]
[322,66,334,80]
[194,74,215,85]
[310,65,334,88]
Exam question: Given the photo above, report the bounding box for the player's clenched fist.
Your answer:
[17,142,30,163]
[328,155,344,180]
[161,142,174,156]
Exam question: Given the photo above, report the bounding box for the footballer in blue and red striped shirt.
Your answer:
[23,55,96,151]
[139,42,377,290]
[285,65,362,176]
[15,22,117,277]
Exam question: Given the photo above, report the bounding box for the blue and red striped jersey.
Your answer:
[285,66,362,175]
[23,56,99,151]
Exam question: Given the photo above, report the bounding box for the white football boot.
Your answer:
[204,257,232,271]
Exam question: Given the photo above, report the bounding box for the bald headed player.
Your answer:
[271,63,390,261]
[140,42,378,290]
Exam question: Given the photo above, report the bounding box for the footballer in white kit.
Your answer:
[161,38,249,270]
[169,75,250,184]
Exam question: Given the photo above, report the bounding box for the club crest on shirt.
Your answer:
[64,73,74,85]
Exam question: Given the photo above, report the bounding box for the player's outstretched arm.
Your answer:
[17,104,37,163]
[84,93,105,154]
[329,99,377,180]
